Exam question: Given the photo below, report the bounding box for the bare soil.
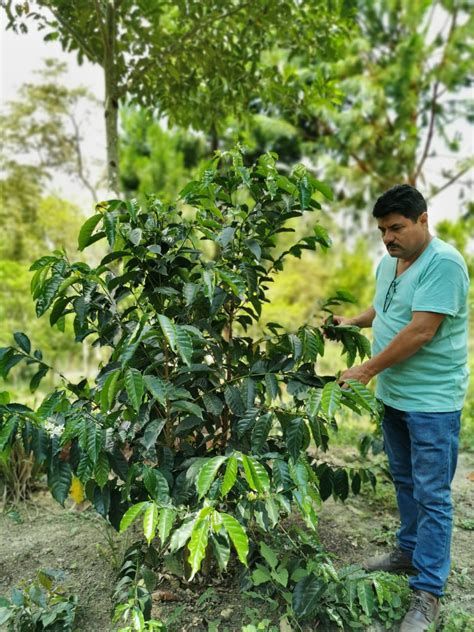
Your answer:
[1,450,473,631]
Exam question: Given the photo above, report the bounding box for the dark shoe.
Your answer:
[362,548,417,574]
[400,590,440,631]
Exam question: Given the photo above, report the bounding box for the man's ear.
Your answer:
[419,211,429,226]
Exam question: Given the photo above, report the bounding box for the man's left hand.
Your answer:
[338,363,374,387]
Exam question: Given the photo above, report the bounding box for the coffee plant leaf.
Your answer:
[220,513,249,566]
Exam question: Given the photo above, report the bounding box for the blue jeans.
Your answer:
[382,405,461,597]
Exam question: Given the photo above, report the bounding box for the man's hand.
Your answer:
[331,315,353,327]
[338,363,375,387]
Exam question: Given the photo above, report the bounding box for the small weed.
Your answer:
[440,606,474,631]
[449,566,473,590]
[196,586,219,608]
[5,508,23,524]
[0,569,77,631]
[458,518,474,531]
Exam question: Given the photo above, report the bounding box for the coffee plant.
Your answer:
[0,148,379,615]
[0,569,78,631]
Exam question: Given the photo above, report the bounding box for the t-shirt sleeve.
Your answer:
[412,257,469,316]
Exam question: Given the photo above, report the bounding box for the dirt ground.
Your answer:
[0,450,473,632]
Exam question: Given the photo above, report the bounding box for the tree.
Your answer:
[0,150,381,624]
[2,0,353,193]
[0,59,101,202]
[295,0,474,224]
[119,107,208,201]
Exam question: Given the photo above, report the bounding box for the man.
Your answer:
[334,184,470,632]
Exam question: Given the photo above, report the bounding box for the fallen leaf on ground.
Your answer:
[152,589,180,602]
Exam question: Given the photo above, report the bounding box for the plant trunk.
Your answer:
[104,1,120,195]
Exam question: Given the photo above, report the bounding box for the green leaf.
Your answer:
[158,314,177,350]
[37,391,63,419]
[125,367,144,412]
[175,326,193,366]
[171,400,203,418]
[103,212,117,247]
[202,269,215,301]
[50,296,71,327]
[292,574,326,619]
[143,502,159,544]
[169,517,196,552]
[196,456,226,499]
[30,365,49,392]
[357,581,375,617]
[36,273,64,317]
[78,214,102,250]
[144,375,167,405]
[119,501,147,532]
[320,381,342,418]
[127,228,142,246]
[251,566,272,586]
[86,423,103,464]
[265,497,280,527]
[13,332,31,354]
[95,452,110,488]
[334,468,349,501]
[217,268,246,298]
[183,282,199,306]
[272,566,289,587]
[48,461,72,506]
[236,407,258,437]
[298,178,311,209]
[264,373,279,400]
[216,226,236,248]
[251,413,273,451]
[31,427,49,463]
[260,542,278,570]
[240,454,269,493]
[210,533,230,571]
[188,517,210,579]
[308,416,327,449]
[306,388,322,419]
[311,178,333,200]
[157,507,176,545]
[202,393,224,415]
[286,418,305,461]
[0,607,12,625]
[143,467,170,503]
[0,417,16,452]
[221,455,238,497]
[343,379,377,413]
[302,328,324,361]
[100,369,121,412]
[246,239,262,260]
[224,385,245,416]
[273,459,292,492]
[221,513,249,566]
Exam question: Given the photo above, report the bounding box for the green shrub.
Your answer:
[0,148,382,625]
[0,569,77,631]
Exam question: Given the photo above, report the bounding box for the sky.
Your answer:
[1,22,473,228]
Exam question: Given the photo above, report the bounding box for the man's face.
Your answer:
[377,212,428,260]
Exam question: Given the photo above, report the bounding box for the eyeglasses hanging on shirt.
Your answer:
[383,274,398,312]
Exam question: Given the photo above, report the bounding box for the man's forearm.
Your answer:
[364,321,432,378]
[339,312,445,386]
[347,306,376,329]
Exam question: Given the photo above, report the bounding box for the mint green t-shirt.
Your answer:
[372,237,470,412]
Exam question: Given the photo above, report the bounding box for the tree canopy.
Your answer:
[3,0,354,191]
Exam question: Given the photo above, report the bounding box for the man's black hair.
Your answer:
[372,184,427,222]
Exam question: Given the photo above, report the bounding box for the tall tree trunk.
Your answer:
[103,0,120,195]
